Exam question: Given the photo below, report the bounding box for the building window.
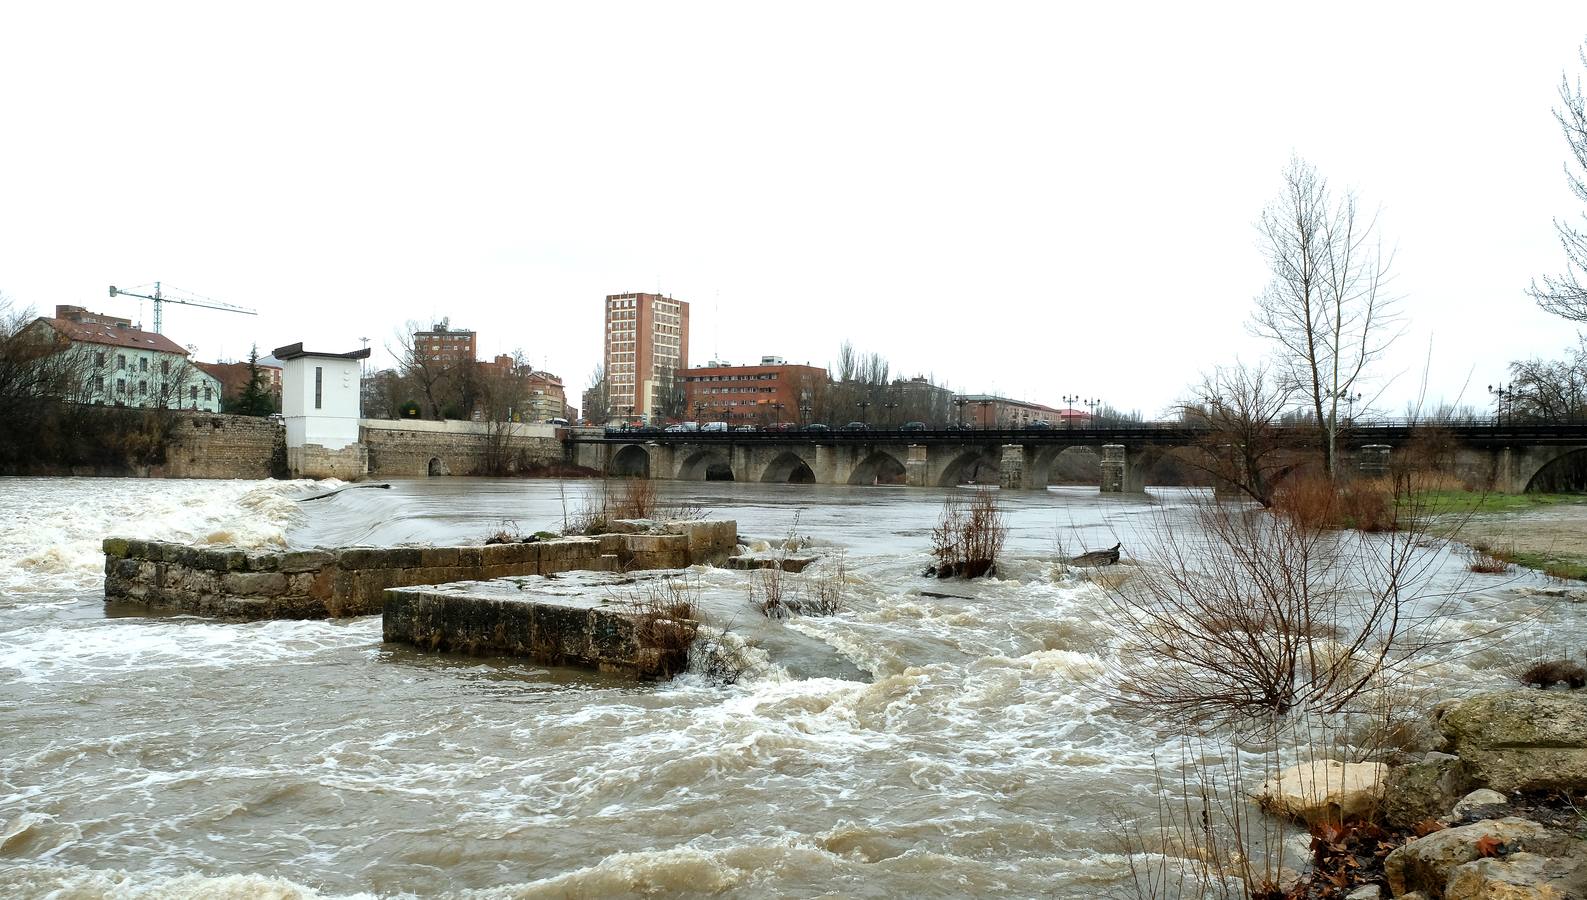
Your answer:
[161,360,170,375]
[95,351,105,367]
[97,376,106,394]
[138,380,147,396]
[139,357,148,372]
[314,366,323,409]
[116,354,126,370]
[203,385,212,401]
[189,385,198,400]
[117,378,127,395]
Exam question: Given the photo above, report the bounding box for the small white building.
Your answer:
[273,342,371,480]
[27,306,223,412]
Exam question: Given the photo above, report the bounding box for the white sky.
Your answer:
[2,2,1583,418]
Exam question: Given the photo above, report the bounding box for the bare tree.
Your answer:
[1529,39,1587,321]
[1251,156,1399,479]
[1179,362,1298,507]
[1507,338,1587,422]
[389,320,470,419]
[584,363,609,424]
[476,351,531,474]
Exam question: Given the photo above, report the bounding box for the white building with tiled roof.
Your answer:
[25,305,223,411]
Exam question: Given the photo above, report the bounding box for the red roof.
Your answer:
[39,317,189,355]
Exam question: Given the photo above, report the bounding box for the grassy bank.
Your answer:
[1413,489,1587,516]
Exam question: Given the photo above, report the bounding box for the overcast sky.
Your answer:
[2,2,1583,418]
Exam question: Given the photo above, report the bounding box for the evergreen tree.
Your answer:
[232,345,276,416]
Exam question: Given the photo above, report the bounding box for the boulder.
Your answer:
[1255,760,1385,824]
[1384,817,1561,898]
[1383,751,1469,830]
[1438,691,1587,793]
[1444,851,1587,900]
[1448,789,1510,824]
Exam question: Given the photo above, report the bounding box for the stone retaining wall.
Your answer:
[102,520,737,620]
[361,421,565,477]
[166,414,286,479]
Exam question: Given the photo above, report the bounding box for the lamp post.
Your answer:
[1062,393,1079,428]
[1085,397,1100,427]
[977,398,991,429]
[771,401,785,425]
[693,401,704,423]
[883,398,899,428]
[954,396,969,428]
[1488,383,1513,426]
[799,403,812,425]
[857,398,871,426]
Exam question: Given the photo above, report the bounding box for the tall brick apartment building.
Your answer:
[604,292,688,421]
[413,319,476,364]
[681,357,828,425]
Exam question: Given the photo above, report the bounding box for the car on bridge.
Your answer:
[841,422,868,431]
[803,423,830,432]
[901,421,927,431]
[1025,421,1053,430]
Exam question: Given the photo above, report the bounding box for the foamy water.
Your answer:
[0,477,1567,898]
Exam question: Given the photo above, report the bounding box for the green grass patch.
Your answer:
[1410,490,1587,516]
[1510,551,1587,582]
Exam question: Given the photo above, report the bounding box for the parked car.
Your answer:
[702,421,729,433]
[733,425,757,432]
[664,422,700,433]
[803,423,830,432]
[901,421,927,431]
[1025,420,1053,430]
[841,422,868,431]
[546,417,570,426]
[766,422,797,432]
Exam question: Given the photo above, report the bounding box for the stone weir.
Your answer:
[102,521,738,620]
[383,573,697,679]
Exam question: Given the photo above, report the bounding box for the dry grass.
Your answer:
[1464,544,1514,574]
[750,514,848,619]
[1271,475,1396,533]
[1520,659,1587,689]
[929,489,1008,579]
[621,578,701,678]
[565,478,708,535]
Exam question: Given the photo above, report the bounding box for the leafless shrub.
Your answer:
[805,550,848,616]
[565,479,708,535]
[929,489,1007,579]
[1464,544,1514,574]
[619,577,701,678]
[1099,473,1490,737]
[1520,659,1587,689]
[483,518,523,545]
[749,513,848,618]
[691,626,758,685]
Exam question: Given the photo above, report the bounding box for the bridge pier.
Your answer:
[1100,444,1144,493]
[1359,444,1392,479]
[906,445,928,487]
[999,444,1026,490]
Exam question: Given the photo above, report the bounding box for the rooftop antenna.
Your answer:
[714,289,720,363]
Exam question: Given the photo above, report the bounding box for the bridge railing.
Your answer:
[575,421,1587,445]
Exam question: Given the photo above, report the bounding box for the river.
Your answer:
[0,476,1571,898]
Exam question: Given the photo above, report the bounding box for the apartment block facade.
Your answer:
[413,319,477,364]
[681,357,827,425]
[26,306,223,412]
[604,292,689,421]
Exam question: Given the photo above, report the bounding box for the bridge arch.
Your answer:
[610,444,651,478]
[678,448,735,482]
[1521,446,1587,493]
[848,450,907,485]
[938,447,1001,486]
[760,450,816,484]
[1029,444,1098,486]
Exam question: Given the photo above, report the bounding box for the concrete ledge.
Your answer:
[726,555,818,573]
[382,576,692,678]
[102,520,736,621]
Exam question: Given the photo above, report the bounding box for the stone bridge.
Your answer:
[569,425,1587,493]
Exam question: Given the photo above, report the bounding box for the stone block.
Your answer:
[244,552,280,572]
[606,519,657,534]
[224,572,288,597]
[596,534,626,555]
[336,548,384,569]
[279,550,335,573]
[124,539,149,560]
[381,547,424,568]
[458,547,484,567]
[420,547,461,567]
[1440,691,1587,793]
[482,542,537,567]
[102,537,130,559]
[624,534,690,554]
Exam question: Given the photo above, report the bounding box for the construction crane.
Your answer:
[108,281,258,334]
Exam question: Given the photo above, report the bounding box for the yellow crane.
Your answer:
[108,282,257,334]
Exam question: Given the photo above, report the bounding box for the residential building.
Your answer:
[954,394,1073,428]
[890,376,956,426]
[681,357,828,425]
[194,360,284,409]
[413,319,477,364]
[25,305,223,412]
[604,292,689,421]
[473,356,570,423]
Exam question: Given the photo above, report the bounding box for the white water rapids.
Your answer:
[0,477,1571,898]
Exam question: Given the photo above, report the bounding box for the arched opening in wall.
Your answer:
[761,451,816,484]
[938,450,1000,486]
[610,445,651,478]
[427,457,443,476]
[1525,448,1587,493]
[848,451,907,485]
[1033,446,1100,486]
[679,449,734,482]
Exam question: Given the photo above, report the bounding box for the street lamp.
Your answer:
[1062,393,1079,428]
[977,398,991,429]
[1488,383,1513,426]
[1085,397,1100,426]
[693,401,704,423]
[771,401,785,425]
[883,398,899,427]
[857,398,871,425]
[953,396,969,428]
[799,403,812,424]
